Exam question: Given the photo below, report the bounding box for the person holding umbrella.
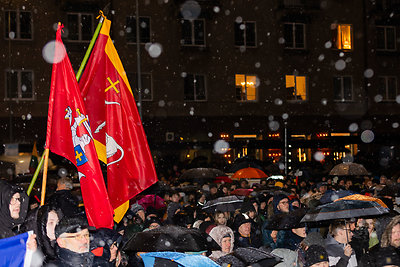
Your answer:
[324,220,357,267]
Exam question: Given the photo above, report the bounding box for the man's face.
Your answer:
[171,194,180,203]
[9,193,21,219]
[137,210,146,222]
[319,185,328,194]
[337,225,353,243]
[390,224,400,248]
[221,237,231,253]
[57,229,90,253]
[210,187,217,194]
[292,227,306,238]
[238,222,251,237]
[46,211,59,241]
[277,198,290,213]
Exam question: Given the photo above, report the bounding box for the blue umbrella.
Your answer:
[141,251,221,267]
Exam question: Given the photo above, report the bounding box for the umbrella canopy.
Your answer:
[217,247,282,267]
[141,251,221,267]
[266,208,307,230]
[329,162,369,176]
[229,160,264,173]
[319,190,354,204]
[122,225,219,253]
[301,194,389,223]
[179,168,225,181]
[214,176,233,184]
[137,195,166,211]
[232,167,268,179]
[230,188,254,196]
[202,195,245,213]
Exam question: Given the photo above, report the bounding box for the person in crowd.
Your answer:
[208,225,234,260]
[124,204,146,239]
[380,215,400,249]
[166,191,182,224]
[277,225,306,251]
[273,193,291,215]
[375,246,400,267]
[325,220,357,267]
[91,228,121,266]
[214,210,228,226]
[50,216,93,266]
[305,245,329,267]
[233,214,262,248]
[47,177,80,217]
[143,216,162,231]
[208,184,219,200]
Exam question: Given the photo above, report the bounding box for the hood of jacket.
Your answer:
[209,225,234,253]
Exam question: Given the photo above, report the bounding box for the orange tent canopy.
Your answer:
[232,167,268,179]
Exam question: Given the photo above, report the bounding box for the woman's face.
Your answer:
[216,213,227,225]
[9,193,21,219]
[46,211,59,241]
[221,236,231,253]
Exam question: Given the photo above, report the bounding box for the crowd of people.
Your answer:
[1,170,400,266]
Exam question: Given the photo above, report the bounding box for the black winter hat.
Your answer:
[240,201,256,214]
[234,214,253,231]
[305,245,328,267]
[55,215,88,238]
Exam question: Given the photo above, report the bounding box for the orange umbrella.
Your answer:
[336,194,388,209]
[232,167,268,179]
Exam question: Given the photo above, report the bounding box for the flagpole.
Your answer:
[76,13,105,82]
[40,149,50,205]
[27,152,45,196]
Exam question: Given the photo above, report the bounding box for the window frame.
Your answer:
[66,12,94,42]
[285,74,308,101]
[180,19,206,47]
[183,73,207,101]
[234,21,257,48]
[332,23,353,51]
[4,69,35,101]
[376,26,396,51]
[283,22,306,49]
[333,76,353,102]
[125,16,151,44]
[129,72,153,101]
[4,10,33,40]
[235,74,258,102]
[378,76,397,101]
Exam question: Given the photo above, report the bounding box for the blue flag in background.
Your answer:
[0,231,33,267]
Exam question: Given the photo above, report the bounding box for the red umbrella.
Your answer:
[137,194,166,211]
[214,176,233,184]
[230,188,253,196]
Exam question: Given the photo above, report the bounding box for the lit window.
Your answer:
[5,10,32,40]
[67,13,93,41]
[286,75,307,101]
[5,69,34,100]
[377,26,396,51]
[126,16,151,43]
[378,76,397,101]
[184,74,206,101]
[181,19,205,46]
[234,21,256,47]
[127,73,153,101]
[235,74,257,101]
[333,76,353,101]
[333,24,353,50]
[284,23,305,49]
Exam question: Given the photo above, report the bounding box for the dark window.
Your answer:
[184,74,206,101]
[5,70,34,100]
[5,10,32,40]
[377,26,396,51]
[128,73,153,101]
[333,76,352,101]
[181,19,205,46]
[234,21,256,47]
[126,16,151,43]
[284,23,305,49]
[67,13,93,41]
[378,76,397,100]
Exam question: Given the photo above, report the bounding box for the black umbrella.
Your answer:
[122,225,219,253]
[217,247,282,267]
[202,195,245,213]
[266,208,307,230]
[329,162,369,176]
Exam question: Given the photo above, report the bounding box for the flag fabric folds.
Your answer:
[0,231,33,267]
[45,23,114,229]
[79,18,158,222]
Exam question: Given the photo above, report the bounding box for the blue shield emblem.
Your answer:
[74,145,88,166]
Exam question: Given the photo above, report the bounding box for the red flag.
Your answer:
[45,24,114,229]
[79,18,158,222]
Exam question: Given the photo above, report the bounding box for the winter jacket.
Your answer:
[234,231,263,249]
[0,180,29,239]
[47,189,80,217]
[276,230,304,251]
[324,235,357,267]
[47,246,94,267]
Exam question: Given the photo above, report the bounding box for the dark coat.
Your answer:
[47,246,94,267]
[234,231,263,249]
[0,180,29,239]
[276,230,304,251]
[47,189,80,217]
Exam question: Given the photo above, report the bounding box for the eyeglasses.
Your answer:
[10,197,21,205]
[61,233,90,241]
